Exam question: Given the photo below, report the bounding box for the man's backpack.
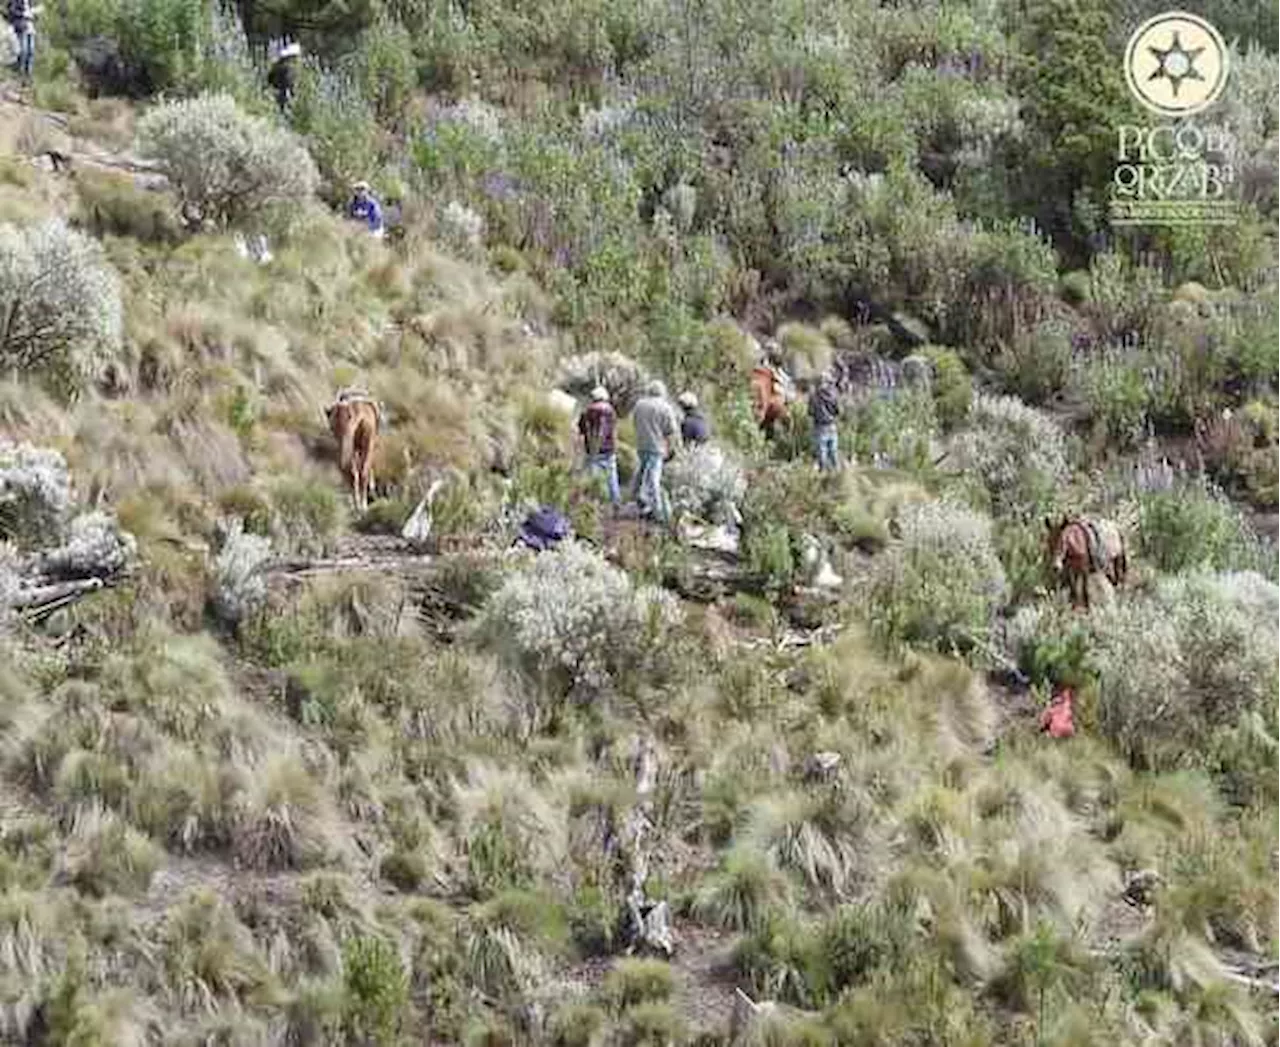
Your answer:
[515,506,572,552]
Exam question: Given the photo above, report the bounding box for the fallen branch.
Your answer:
[10,576,116,623]
[10,576,105,611]
[265,554,434,577]
[1221,968,1280,995]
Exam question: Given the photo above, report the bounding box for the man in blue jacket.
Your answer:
[348,180,385,239]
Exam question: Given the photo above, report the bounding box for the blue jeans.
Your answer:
[815,423,840,471]
[15,27,34,78]
[586,452,620,504]
[632,450,669,523]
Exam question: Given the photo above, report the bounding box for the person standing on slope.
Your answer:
[808,374,843,472]
[631,380,681,524]
[267,41,301,114]
[8,0,39,81]
[578,385,621,506]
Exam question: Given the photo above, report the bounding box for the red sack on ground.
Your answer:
[1040,688,1075,739]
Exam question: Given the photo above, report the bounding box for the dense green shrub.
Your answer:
[990,319,1073,405]
[920,346,972,430]
[54,0,207,96]
[290,59,384,190]
[342,935,409,1044]
[1138,483,1274,577]
[1075,350,1152,448]
[848,388,938,475]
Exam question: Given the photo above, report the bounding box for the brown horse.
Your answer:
[750,365,788,438]
[325,391,382,514]
[1044,515,1127,609]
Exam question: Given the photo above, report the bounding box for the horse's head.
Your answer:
[1044,514,1071,575]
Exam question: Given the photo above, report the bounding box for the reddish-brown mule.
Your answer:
[750,365,787,438]
[1044,515,1127,610]
[326,392,381,514]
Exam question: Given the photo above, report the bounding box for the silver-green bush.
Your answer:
[947,393,1068,519]
[870,501,1008,655]
[665,444,747,524]
[478,541,682,691]
[137,94,320,228]
[0,221,123,395]
[0,440,72,548]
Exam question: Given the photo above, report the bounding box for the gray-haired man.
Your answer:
[631,379,681,523]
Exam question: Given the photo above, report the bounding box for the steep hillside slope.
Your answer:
[0,33,1277,1047]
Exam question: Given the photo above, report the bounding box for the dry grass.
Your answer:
[0,88,1272,1046]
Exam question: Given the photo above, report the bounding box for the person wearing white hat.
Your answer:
[677,391,710,446]
[348,179,385,239]
[577,385,620,505]
[268,41,301,113]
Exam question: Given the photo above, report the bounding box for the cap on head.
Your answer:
[278,42,301,58]
[677,391,698,409]
[646,379,666,398]
[352,180,371,193]
[590,385,609,402]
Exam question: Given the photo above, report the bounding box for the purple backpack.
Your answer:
[516,506,572,552]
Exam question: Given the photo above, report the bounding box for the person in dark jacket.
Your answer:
[577,385,620,504]
[267,41,301,113]
[677,391,710,446]
[808,376,842,472]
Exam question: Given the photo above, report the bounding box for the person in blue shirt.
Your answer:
[348,181,385,238]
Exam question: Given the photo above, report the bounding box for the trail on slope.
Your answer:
[0,85,166,186]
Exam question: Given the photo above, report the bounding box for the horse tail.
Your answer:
[357,408,377,472]
[337,410,356,478]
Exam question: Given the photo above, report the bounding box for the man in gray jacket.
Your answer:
[631,379,681,523]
